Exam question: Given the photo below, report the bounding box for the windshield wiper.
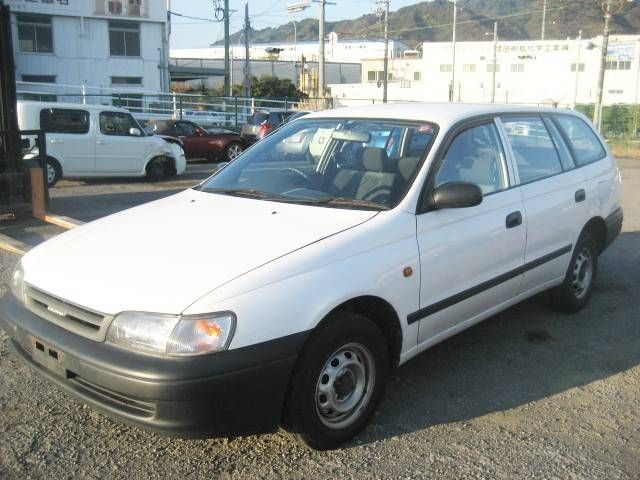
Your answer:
[199,187,276,199]
[295,196,390,211]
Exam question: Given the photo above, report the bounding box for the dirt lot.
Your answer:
[0,160,638,479]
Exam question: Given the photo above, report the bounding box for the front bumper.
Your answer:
[0,293,307,438]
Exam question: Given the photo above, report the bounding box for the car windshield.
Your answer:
[198,118,437,210]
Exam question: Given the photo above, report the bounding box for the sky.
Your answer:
[169,0,424,49]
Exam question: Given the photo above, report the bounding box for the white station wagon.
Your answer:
[1,104,623,449]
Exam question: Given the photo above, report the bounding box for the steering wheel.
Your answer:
[280,167,316,189]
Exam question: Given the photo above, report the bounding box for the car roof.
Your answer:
[17,100,129,113]
[303,103,582,128]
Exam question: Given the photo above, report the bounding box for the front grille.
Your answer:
[25,286,111,341]
[69,373,156,418]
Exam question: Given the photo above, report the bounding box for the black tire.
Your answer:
[45,157,61,187]
[146,157,166,182]
[283,311,389,450]
[550,232,598,313]
[225,141,243,161]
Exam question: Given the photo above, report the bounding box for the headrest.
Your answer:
[398,156,421,181]
[362,147,390,172]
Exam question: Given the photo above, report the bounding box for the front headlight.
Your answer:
[106,311,236,356]
[10,261,25,303]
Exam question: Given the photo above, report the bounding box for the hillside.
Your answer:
[218,0,640,48]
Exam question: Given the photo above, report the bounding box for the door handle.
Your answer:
[575,189,586,203]
[96,140,107,145]
[506,211,523,229]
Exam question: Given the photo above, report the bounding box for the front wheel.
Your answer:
[283,312,389,450]
[146,157,166,182]
[45,158,61,187]
[549,232,598,313]
[225,142,243,161]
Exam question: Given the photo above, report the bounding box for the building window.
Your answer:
[486,64,500,73]
[463,64,476,73]
[608,89,623,94]
[413,71,421,81]
[388,73,393,81]
[570,63,585,72]
[21,75,56,83]
[367,70,376,82]
[111,76,143,85]
[511,64,525,73]
[17,14,53,53]
[377,71,384,81]
[439,64,452,73]
[606,59,631,70]
[109,21,140,57]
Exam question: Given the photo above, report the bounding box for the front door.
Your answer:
[414,120,526,347]
[95,111,149,174]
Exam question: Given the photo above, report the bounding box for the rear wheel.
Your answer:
[550,232,598,313]
[283,311,389,450]
[225,142,243,161]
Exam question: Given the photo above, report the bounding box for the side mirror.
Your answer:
[129,127,142,137]
[431,182,483,210]
[196,128,205,136]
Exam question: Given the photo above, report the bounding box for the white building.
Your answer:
[8,0,171,104]
[171,32,410,64]
[331,35,640,108]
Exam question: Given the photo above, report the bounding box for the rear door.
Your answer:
[415,119,526,346]
[95,111,149,174]
[498,115,588,292]
[40,108,94,174]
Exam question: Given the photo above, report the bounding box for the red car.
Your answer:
[146,119,243,161]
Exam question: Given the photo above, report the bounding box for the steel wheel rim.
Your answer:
[315,342,375,430]
[46,163,56,185]
[572,247,593,299]
[228,144,242,159]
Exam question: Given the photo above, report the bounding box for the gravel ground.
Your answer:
[0,160,638,479]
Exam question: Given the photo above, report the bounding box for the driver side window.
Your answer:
[435,122,507,195]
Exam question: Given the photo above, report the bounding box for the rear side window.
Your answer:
[268,112,283,125]
[553,115,606,166]
[40,108,90,134]
[502,116,562,184]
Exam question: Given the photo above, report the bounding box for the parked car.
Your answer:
[240,109,297,145]
[1,104,623,450]
[146,119,243,161]
[17,101,186,187]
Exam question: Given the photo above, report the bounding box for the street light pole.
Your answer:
[223,0,230,96]
[318,0,326,98]
[451,0,457,102]
[491,22,498,103]
[376,0,390,103]
[541,0,547,40]
[573,30,582,109]
[244,1,251,98]
[291,21,298,87]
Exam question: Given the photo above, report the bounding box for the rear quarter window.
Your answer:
[40,108,90,134]
[553,115,606,166]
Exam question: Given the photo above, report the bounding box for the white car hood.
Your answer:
[22,189,377,315]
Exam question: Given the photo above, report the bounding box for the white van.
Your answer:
[17,101,186,186]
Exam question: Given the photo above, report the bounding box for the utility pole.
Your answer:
[244,1,251,97]
[541,0,547,40]
[491,22,498,103]
[318,0,326,98]
[377,0,390,103]
[593,0,630,130]
[451,0,457,102]
[223,0,230,96]
[573,30,582,108]
[593,1,611,130]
